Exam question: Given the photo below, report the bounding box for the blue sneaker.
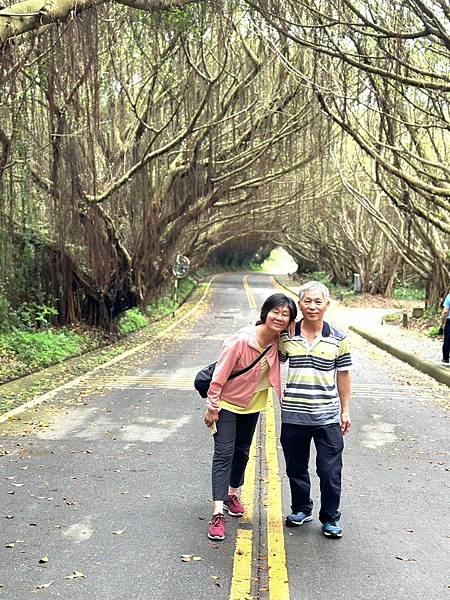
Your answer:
[285,511,313,527]
[321,520,342,538]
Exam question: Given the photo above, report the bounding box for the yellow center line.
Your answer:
[228,275,259,600]
[229,436,256,600]
[271,275,298,302]
[243,274,257,309]
[265,393,290,599]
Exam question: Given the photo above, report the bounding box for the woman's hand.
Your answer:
[287,320,296,338]
[204,409,219,428]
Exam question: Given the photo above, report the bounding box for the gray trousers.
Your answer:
[212,409,260,501]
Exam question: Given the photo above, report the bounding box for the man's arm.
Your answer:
[440,305,449,333]
[278,335,288,363]
[337,370,352,435]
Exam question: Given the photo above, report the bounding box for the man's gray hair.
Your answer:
[298,281,330,303]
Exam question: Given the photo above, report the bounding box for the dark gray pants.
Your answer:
[212,409,260,501]
[280,422,344,524]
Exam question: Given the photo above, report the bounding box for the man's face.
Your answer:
[298,289,328,324]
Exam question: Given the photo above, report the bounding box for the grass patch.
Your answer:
[0,329,97,382]
[427,326,441,338]
[146,275,198,321]
[392,283,425,301]
[118,308,148,335]
[0,272,207,388]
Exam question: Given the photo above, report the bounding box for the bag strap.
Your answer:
[295,320,301,337]
[227,345,272,381]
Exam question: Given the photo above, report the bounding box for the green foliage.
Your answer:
[118,308,148,336]
[195,267,208,279]
[340,289,357,301]
[146,275,197,321]
[427,326,441,338]
[0,272,203,384]
[383,312,401,324]
[18,302,58,329]
[392,283,425,301]
[248,261,263,272]
[307,271,333,286]
[0,330,89,371]
[0,289,12,333]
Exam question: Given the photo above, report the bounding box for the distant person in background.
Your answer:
[279,281,352,539]
[439,290,450,366]
[204,293,297,541]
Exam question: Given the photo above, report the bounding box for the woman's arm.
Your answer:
[206,334,243,412]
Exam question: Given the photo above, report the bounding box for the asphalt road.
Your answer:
[1,273,449,600]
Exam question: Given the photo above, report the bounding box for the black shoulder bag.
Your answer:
[194,345,272,398]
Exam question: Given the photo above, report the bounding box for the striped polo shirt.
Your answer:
[279,320,352,425]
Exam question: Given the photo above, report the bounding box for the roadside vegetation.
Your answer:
[0,273,204,385]
[292,270,440,338]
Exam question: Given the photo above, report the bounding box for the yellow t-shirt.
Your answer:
[220,346,271,414]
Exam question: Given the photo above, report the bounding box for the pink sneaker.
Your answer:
[224,494,245,517]
[208,513,225,540]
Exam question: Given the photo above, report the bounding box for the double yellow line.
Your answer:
[229,275,290,600]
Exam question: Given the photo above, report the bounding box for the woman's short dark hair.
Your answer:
[260,293,297,324]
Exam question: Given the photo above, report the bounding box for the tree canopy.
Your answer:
[1,0,448,326]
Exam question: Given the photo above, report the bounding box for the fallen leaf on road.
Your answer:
[113,529,125,535]
[39,556,49,564]
[64,571,85,579]
[236,548,244,555]
[181,554,202,562]
[36,581,53,589]
[6,515,13,519]
[395,555,416,562]
[5,543,15,548]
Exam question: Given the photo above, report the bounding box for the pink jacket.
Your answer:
[206,324,282,412]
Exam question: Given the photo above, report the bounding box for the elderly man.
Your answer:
[279,281,352,538]
[439,290,450,366]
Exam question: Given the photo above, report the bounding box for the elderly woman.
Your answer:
[204,293,297,540]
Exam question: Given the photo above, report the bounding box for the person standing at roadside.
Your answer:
[439,289,450,366]
[279,281,352,539]
[204,293,297,541]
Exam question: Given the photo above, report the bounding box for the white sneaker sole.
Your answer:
[207,533,225,540]
[223,505,244,517]
[285,515,313,526]
[323,530,342,538]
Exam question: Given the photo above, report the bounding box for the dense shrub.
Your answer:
[118,308,148,335]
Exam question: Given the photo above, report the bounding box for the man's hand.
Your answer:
[204,409,219,428]
[341,412,352,436]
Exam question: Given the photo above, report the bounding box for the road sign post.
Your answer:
[171,255,190,317]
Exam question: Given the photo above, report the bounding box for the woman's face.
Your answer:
[265,304,291,333]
